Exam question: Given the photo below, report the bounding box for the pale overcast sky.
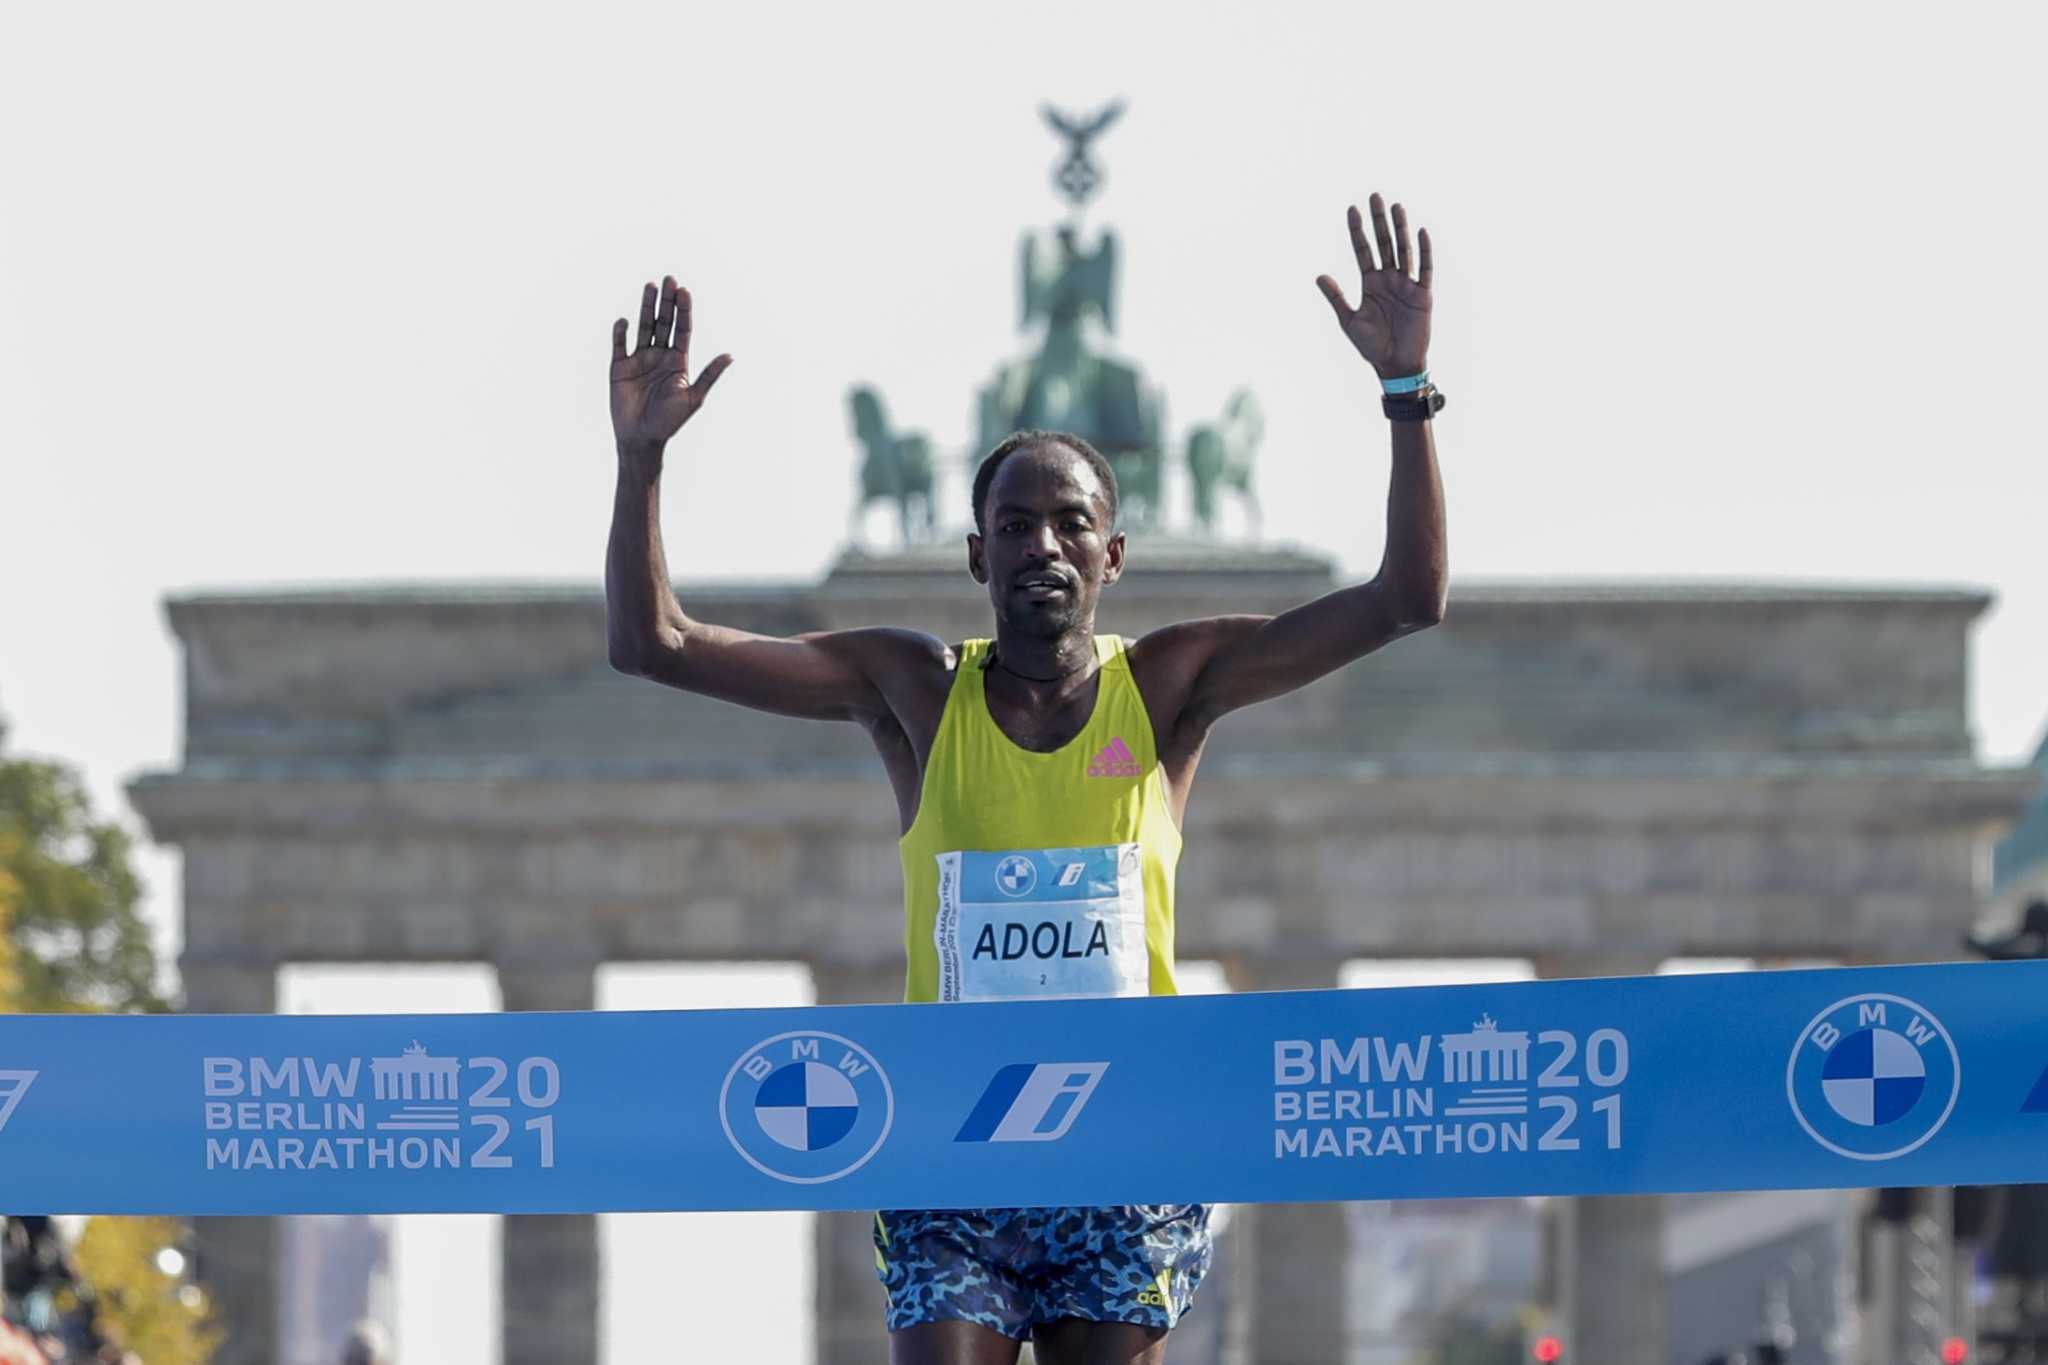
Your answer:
[4,2,2046,1361]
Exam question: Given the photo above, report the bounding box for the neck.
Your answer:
[986,625,1096,686]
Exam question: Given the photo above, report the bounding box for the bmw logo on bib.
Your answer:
[720,1031,895,1184]
[995,854,1037,897]
[1786,993,1960,1161]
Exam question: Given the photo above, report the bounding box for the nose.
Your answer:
[1023,521,1061,560]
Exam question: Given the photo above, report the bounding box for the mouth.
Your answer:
[1013,575,1072,599]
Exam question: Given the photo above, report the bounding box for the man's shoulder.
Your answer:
[828,627,962,706]
[1125,616,1270,676]
[824,626,956,670]
[1124,616,1273,731]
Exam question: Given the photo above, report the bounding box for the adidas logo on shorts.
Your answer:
[1086,737,1141,778]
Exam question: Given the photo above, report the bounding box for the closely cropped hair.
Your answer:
[971,430,1120,534]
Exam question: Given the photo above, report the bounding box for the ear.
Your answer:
[1100,529,1126,586]
[966,531,988,584]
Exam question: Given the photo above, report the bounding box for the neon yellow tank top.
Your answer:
[898,634,1184,1004]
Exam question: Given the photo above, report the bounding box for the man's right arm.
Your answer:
[604,275,936,726]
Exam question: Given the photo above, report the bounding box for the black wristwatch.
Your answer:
[1382,383,1446,422]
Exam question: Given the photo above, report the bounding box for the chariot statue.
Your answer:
[970,100,1167,525]
[846,98,1262,542]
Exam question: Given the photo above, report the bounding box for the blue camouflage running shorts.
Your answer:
[873,1204,1212,1339]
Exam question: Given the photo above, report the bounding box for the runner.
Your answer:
[606,192,1446,1365]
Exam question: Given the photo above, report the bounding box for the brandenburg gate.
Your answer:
[127,542,2034,1364]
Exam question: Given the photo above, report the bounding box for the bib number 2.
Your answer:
[933,845,1148,1002]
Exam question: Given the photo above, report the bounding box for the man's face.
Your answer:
[967,443,1124,638]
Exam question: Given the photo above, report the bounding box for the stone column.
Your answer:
[1863,1190,1902,1365]
[1552,1195,1666,1361]
[181,954,281,1365]
[1863,1186,1953,1365]
[1224,956,1350,1365]
[809,960,906,1365]
[1207,1202,1255,1365]
[1533,956,1667,1365]
[495,960,600,1365]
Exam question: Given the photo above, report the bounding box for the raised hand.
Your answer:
[1315,193,1432,379]
[610,276,733,452]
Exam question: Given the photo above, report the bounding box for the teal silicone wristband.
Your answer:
[1380,370,1431,395]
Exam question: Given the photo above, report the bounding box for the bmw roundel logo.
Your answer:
[720,1031,894,1184]
[995,854,1037,898]
[1786,994,1960,1161]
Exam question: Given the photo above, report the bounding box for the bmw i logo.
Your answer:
[720,1031,894,1184]
[1786,994,1960,1161]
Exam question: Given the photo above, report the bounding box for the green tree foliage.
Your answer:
[1,711,205,1357]
[0,853,20,1012]
[1426,1310,1528,1365]
[0,713,165,1013]
[71,1216,222,1365]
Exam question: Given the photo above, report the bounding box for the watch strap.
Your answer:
[1382,386,1446,422]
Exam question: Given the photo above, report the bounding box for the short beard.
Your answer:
[1000,592,1086,638]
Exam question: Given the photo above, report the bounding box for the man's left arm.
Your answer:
[1152,192,1447,732]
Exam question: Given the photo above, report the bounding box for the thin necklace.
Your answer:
[987,645,1089,685]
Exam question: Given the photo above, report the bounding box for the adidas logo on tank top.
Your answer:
[1087,736,1142,778]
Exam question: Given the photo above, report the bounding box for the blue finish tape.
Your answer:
[3,961,2046,1215]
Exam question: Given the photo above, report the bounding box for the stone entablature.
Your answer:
[158,548,1997,770]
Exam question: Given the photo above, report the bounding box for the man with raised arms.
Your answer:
[606,192,1447,1365]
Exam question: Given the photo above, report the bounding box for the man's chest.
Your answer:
[978,688,1100,753]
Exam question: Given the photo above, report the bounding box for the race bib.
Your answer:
[933,845,1148,1002]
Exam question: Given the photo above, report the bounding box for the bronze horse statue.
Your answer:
[848,387,936,546]
[1185,389,1264,539]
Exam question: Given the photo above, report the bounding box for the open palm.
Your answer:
[610,276,733,450]
[1315,193,1432,379]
